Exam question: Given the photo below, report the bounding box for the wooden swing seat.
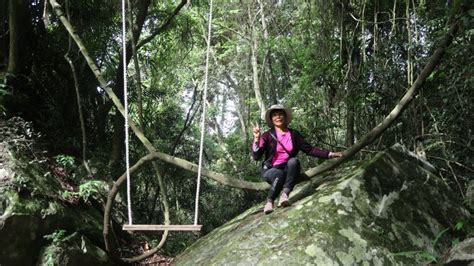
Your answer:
[122,224,202,231]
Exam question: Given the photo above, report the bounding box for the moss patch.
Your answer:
[174,145,471,265]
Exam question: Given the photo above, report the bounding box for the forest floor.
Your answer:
[136,254,174,265]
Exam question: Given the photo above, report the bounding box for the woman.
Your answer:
[252,104,343,214]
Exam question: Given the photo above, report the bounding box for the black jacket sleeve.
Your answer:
[293,130,330,158]
[252,132,268,161]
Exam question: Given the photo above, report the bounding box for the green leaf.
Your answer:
[433,227,450,247]
[418,251,437,262]
[454,220,464,231]
[452,238,460,246]
[393,250,436,262]
[426,71,436,82]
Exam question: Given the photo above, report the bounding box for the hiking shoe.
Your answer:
[263,201,274,214]
[278,192,290,207]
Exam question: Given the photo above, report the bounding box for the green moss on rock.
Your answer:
[0,134,110,265]
[174,144,471,265]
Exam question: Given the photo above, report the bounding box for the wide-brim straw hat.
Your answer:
[265,104,293,128]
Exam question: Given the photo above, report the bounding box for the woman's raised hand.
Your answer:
[252,122,260,142]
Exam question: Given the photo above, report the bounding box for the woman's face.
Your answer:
[271,110,286,128]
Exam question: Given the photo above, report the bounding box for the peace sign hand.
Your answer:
[252,122,260,141]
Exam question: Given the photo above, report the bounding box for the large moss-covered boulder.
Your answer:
[175,144,471,265]
[0,191,110,265]
[0,118,113,265]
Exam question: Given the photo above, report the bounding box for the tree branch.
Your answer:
[63,0,91,176]
[136,0,188,49]
[304,20,460,178]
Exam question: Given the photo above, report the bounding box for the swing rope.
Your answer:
[122,0,132,225]
[123,0,213,230]
[195,0,213,226]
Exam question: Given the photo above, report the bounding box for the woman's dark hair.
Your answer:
[270,109,286,117]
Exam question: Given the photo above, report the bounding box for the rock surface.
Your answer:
[440,237,474,265]
[174,144,471,265]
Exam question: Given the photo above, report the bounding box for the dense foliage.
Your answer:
[1,0,472,257]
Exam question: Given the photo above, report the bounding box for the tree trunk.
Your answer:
[248,3,266,121]
[235,102,247,138]
[128,0,145,133]
[340,0,355,147]
[0,0,7,71]
[209,109,238,171]
[373,0,378,55]
[389,0,397,41]
[109,0,151,171]
[406,0,413,86]
[345,100,355,146]
[361,0,367,63]
[225,73,248,138]
[63,0,90,174]
[258,0,278,105]
[7,0,31,75]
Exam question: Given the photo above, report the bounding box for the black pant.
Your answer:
[262,158,301,200]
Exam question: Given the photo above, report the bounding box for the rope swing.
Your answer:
[123,0,133,226]
[122,0,213,231]
[195,0,213,227]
